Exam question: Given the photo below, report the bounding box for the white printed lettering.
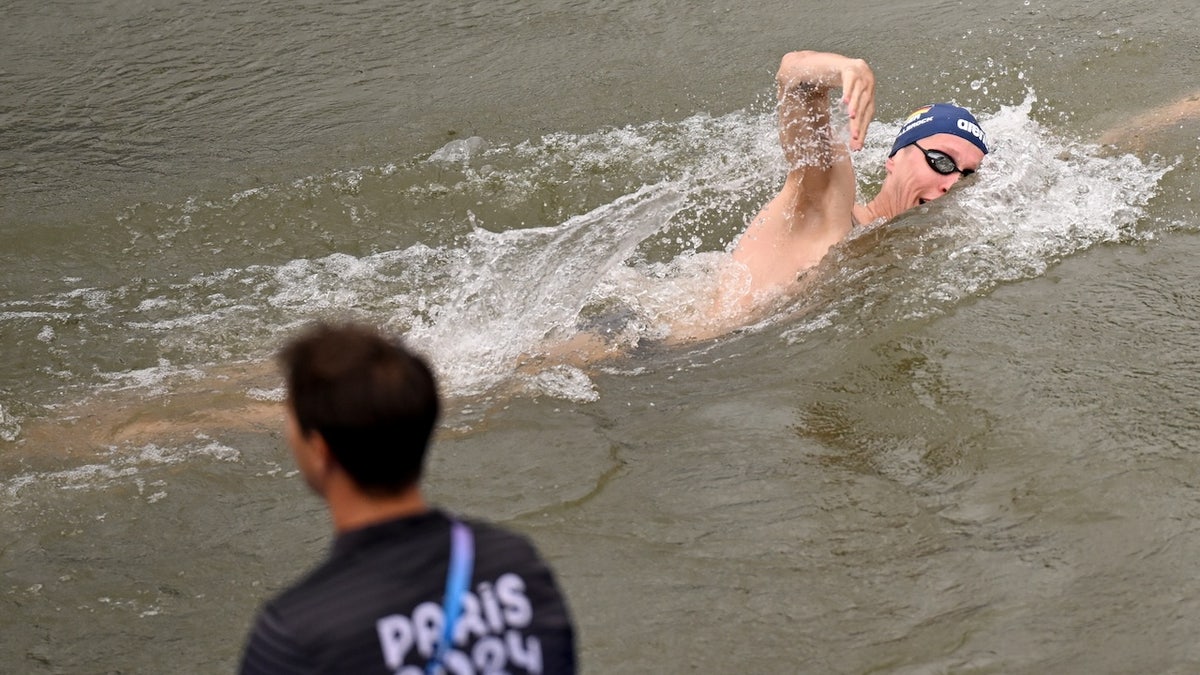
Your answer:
[376,574,543,674]
[412,601,445,658]
[471,636,507,672]
[476,582,506,633]
[956,118,985,141]
[495,574,532,628]
[506,630,543,674]
[455,592,489,644]
[899,116,933,135]
[445,649,476,675]
[377,614,414,670]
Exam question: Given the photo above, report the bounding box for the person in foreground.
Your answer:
[239,322,577,675]
[706,50,990,323]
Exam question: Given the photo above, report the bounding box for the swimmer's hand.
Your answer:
[776,51,876,152]
[838,58,876,151]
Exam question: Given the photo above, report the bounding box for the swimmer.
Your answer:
[688,51,989,338]
[19,59,1200,451]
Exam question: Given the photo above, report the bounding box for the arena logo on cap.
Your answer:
[956,118,986,144]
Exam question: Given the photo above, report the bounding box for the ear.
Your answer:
[306,430,336,477]
[884,154,896,174]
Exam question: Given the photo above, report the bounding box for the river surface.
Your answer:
[3,0,1200,672]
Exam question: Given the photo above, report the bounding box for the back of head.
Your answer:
[280,322,440,496]
[889,102,989,157]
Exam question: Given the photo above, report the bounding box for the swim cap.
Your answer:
[888,103,989,157]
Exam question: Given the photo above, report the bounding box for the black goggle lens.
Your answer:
[914,142,974,176]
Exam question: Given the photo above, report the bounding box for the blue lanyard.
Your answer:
[426,520,474,675]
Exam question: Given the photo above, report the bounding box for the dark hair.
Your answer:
[279,322,440,495]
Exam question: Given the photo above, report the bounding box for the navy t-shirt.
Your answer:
[239,509,576,674]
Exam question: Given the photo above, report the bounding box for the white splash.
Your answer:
[1,94,1173,413]
[1,437,242,502]
[0,403,22,442]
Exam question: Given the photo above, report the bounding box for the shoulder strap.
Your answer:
[426,520,474,675]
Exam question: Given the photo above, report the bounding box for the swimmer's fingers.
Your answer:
[840,59,875,151]
[853,97,876,151]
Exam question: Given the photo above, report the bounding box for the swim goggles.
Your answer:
[913,142,974,176]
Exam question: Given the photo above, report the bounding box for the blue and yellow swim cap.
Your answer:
[888,103,989,157]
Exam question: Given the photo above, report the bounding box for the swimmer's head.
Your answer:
[889,103,989,157]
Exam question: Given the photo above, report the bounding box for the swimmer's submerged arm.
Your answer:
[1098,89,1200,149]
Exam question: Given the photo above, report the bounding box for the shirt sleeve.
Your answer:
[523,552,578,675]
[538,625,578,675]
[238,605,314,675]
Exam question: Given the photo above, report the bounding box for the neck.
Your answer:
[325,478,429,533]
[858,173,926,225]
[856,192,907,225]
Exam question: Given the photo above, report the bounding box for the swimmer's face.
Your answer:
[891,132,986,208]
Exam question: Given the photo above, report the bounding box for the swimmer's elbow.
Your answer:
[777,51,822,92]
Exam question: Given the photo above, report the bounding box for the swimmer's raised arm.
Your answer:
[713,51,871,307]
[775,50,877,160]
